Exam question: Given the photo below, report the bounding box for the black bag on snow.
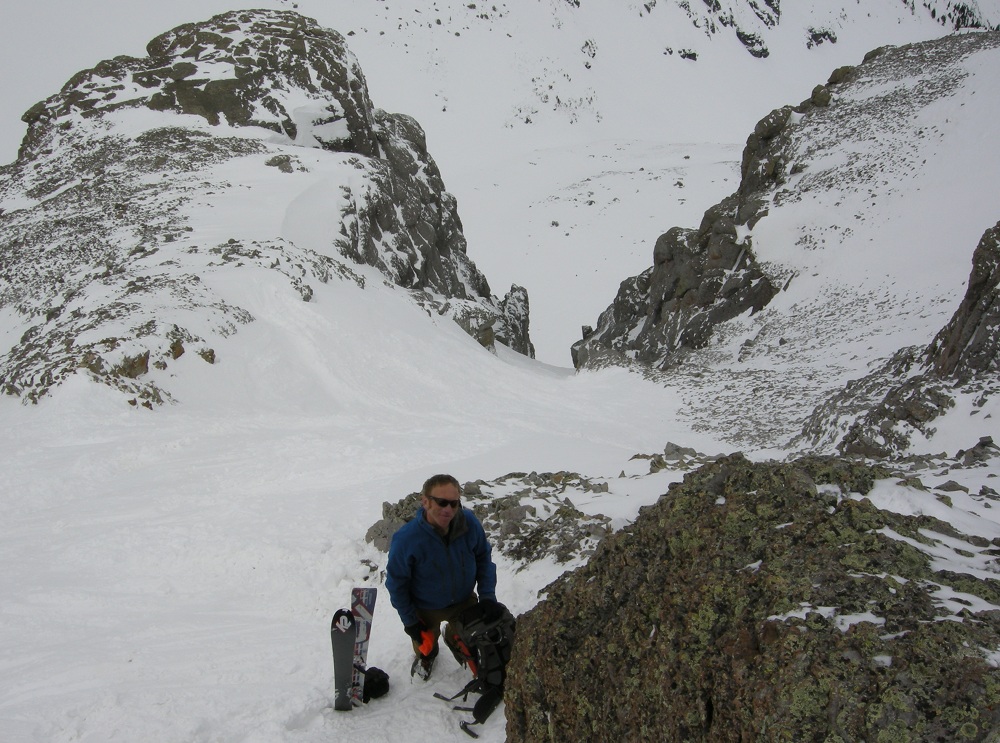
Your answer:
[362,666,390,702]
[437,600,517,736]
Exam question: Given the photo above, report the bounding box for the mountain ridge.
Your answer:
[571,29,1000,454]
[0,9,534,406]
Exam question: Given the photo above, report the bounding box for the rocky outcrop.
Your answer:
[570,40,873,372]
[504,454,1000,742]
[366,471,615,567]
[926,221,1000,381]
[800,221,1000,457]
[571,195,778,370]
[496,284,535,358]
[21,12,380,159]
[0,10,532,404]
[570,37,909,373]
[571,103,811,371]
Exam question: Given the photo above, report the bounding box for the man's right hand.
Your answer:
[405,621,436,656]
[404,621,427,642]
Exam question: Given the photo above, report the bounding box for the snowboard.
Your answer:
[331,608,356,711]
[350,587,378,706]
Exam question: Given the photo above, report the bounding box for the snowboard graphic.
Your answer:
[331,608,356,711]
[350,587,378,706]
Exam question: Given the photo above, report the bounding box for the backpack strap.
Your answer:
[455,686,504,738]
[433,676,481,704]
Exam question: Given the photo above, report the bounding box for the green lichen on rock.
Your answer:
[504,454,1000,742]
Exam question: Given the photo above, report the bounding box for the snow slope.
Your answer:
[0,263,714,743]
[1,2,999,742]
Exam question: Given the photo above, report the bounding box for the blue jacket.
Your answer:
[385,506,497,628]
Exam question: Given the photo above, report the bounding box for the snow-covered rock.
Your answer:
[0,9,532,405]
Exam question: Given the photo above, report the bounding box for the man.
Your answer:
[385,474,498,680]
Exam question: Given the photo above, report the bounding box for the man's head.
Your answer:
[421,474,462,533]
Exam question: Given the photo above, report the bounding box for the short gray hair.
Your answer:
[421,473,460,497]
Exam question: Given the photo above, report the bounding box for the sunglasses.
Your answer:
[427,495,461,510]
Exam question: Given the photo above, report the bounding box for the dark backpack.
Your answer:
[436,600,517,736]
[453,600,517,689]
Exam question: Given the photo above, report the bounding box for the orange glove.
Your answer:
[405,621,437,657]
[418,629,436,657]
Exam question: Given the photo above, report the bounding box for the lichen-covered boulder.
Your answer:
[504,454,1000,742]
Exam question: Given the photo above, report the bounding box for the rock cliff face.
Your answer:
[570,195,779,370]
[570,64,836,371]
[504,454,1000,742]
[926,221,1000,381]
[804,221,1000,457]
[0,10,532,405]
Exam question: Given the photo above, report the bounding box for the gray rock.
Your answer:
[571,192,778,370]
[925,222,1000,381]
